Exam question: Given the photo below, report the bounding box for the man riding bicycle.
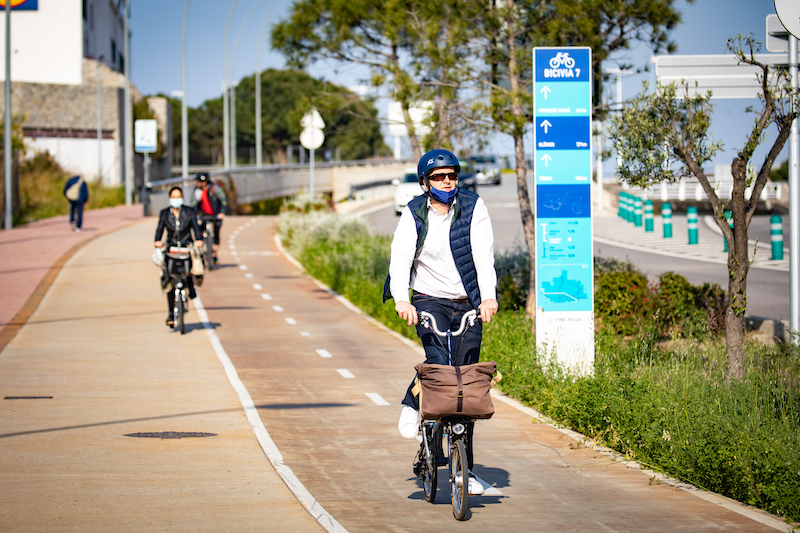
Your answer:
[190,172,227,265]
[383,148,498,496]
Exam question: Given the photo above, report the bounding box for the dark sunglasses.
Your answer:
[429,172,458,182]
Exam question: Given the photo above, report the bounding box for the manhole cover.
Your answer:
[4,396,53,400]
[124,432,217,439]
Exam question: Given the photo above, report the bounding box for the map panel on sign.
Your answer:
[536,117,590,150]
[536,184,591,218]
[535,217,593,312]
[536,82,591,116]
[536,150,591,185]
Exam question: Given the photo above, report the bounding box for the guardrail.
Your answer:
[145,159,410,215]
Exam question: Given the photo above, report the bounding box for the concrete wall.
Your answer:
[0,0,83,85]
[27,136,118,186]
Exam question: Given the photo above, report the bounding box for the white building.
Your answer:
[0,0,139,187]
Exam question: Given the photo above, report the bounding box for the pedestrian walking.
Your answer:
[63,175,89,232]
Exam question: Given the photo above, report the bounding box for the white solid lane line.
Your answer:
[285,318,297,325]
[261,293,272,300]
[253,283,263,290]
[316,349,332,358]
[365,393,390,406]
[272,305,284,312]
[336,369,355,379]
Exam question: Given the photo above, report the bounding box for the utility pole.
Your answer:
[255,0,277,168]
[97,56,104,183]
[222,0,239,170]
[3,0,11,229]
[231,82,237,168]
[123,0,132,205]
[182,0,190,190]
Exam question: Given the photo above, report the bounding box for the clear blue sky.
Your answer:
[131,0,787,168]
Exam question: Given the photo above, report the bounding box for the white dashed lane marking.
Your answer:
[316,349,332,358]
[285,318,297,325]
[272,305,284,312]
[253,283,263,290]
[261,294,272,300]
[239,264,248,270]
[245,273,253,278]
[336,369,355,379]
[299,331,311,337]
[365,393,389,406]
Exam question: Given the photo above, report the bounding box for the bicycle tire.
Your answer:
[205,224,214,271]
[422,427,438,503]
[177,290,185,334]
[450,438,468,520]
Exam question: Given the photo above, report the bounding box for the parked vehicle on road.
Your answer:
[393,168,423,215]
[457,161,478,192]
[469,155,501,185]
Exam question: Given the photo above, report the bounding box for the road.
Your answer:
[363,176,790,321]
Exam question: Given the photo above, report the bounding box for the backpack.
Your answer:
[66,177,83,201]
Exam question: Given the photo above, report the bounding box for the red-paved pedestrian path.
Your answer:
[0,205,143,340]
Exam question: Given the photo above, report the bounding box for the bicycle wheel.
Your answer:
[205,225,214,271]
[422,426,438,503]
[450,438,468,520]
[177,290,185,334]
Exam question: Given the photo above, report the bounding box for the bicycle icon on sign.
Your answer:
[549,52,575,69]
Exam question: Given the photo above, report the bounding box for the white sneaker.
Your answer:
[468,472,485,495]
[398,405,419,439]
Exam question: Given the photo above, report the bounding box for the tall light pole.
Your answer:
[97,55,104,183]
[230,0,262,168]
[182,0,190,189]
[123,0,132,205]
[4,0,11,229]
[255,0,277,168]
[222,0,239,170]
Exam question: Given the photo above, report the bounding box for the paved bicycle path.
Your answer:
[199,216,790,532]
[0,218,321,532]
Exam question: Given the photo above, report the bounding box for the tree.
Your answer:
[610,36,798,381]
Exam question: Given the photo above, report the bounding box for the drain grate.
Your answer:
[5,396,53,400]
[124,431,217,439]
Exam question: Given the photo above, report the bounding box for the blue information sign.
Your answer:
[533,47,593,315]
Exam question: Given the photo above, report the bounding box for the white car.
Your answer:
[393,169,422,215]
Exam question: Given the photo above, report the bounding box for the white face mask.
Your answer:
[169,198,184,209]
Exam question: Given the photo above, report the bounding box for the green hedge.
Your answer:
[279,210,800,522]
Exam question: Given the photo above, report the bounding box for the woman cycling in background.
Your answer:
[154,186,203,327]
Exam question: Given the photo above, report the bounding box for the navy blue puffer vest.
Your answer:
[382,189,482,310]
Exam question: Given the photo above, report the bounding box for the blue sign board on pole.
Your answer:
[533,47,594,372]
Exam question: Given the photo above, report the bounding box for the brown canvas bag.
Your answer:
[414,361,497,419]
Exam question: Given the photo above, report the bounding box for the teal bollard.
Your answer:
[625,192,633,223]
[644,199,654,232]
[687,206,698,245]
[618,192,624,218]
[634,196,643,227]
[723,210,733,252]
[662,202,673,238]
[771,214,784,260]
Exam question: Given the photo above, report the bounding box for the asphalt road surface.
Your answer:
[363,176,790,322]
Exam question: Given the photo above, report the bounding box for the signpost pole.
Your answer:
[790,34,799,340]
[181,0,190,191]
[310,146,315,203]
[123,0,132,205]
[4,0,11,230]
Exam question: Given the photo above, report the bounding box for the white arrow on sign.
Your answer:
[540,119,552,134]
[539,86,552,99]
[540,154,552,167]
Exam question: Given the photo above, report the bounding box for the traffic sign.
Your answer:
[767,14,789,53]
[533,46,594,374]
[299,127,324,150]
[654,53,789,99]
[134,119,157,154]
[776,0,800,40]
[301,109,325,130]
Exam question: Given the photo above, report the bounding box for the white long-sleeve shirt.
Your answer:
[389,196,497,304]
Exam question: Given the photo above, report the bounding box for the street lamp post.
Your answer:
[222,0,239,170]
[230,81,237,167]
[97,55,104,183]
[790,35,799,341]
[123,0,132,205]
[255,0,277,169]
[4,0,11,230]
[230,0,263,169]
[182,0,190,190]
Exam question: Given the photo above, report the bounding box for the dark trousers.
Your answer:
[69,201,84,228]
[403,293,482,469]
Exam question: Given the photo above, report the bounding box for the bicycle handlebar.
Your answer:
[419,309,479,337]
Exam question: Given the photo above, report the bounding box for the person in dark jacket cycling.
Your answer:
[190,173,227,265]
[154,186,203,327]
